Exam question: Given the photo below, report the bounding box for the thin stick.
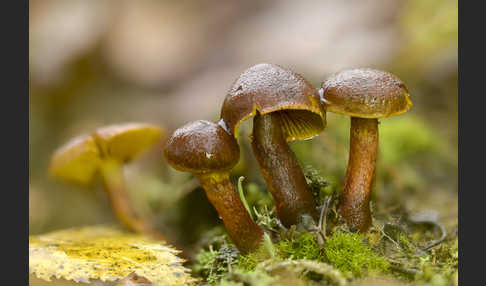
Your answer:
[422,222,447,251]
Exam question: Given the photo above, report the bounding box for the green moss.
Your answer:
[193,235,278,284]
[414,237,458,285]
[276,232,324,261]
[235,234,273,272]
[236,233,325,272]
[324,231,390,277]
[194,227,459,285]
[237,244,271,272]
[193,245,221,283]
[192,179,458,285]
[237,253,260,272]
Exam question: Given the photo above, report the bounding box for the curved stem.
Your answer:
[339,117,378,232]
[251,113,318,227]
[198,172,263,254]
[100,159,165,240]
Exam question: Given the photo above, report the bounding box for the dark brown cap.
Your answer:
[93,123,163,162]
[220,63,325,142]
[164,120,240,174]
[320,68,412,118]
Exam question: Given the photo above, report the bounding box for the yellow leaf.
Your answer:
[29,226,196,286]
[116,272,153,286]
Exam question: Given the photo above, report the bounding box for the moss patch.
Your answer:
[191,166,457,286]
[323,231,389,278]
[276,233,324,261]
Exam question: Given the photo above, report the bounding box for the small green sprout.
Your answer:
[237,176,253,220]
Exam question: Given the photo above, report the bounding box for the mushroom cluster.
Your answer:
[48,64,411,254]
[164,64,412,253]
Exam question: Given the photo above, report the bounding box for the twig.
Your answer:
[422,222,447,251]
[319,196,332,239]
[379,226,402,250]
[407,211,448,251]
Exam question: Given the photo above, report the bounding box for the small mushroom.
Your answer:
[49,123,164,239]
[319,68,413,232]
[220,63,325,227]
[164,120,263,254]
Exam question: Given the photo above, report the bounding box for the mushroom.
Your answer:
[319,68,413,232]
[164,120,263,253]
[49,123,164,239]
[220,63,325,228]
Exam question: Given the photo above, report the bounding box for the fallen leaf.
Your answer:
[29,225,195,286]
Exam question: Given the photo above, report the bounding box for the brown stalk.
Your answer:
[198,172,263,253]
[338,117,378,232]
[251,113,318,227]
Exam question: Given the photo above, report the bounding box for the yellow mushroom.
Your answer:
[49,123,164,240]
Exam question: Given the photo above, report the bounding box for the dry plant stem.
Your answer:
[339,117,378,232]
[100,160,165,240]
[251,113,318,227]
[198,172,263,254]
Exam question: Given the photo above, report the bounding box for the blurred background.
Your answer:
[29,0,457,258]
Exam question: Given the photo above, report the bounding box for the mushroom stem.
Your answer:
[251,113,318,227]
[339,117,378,232]
[99,160,165,240]
[197,172,263,254]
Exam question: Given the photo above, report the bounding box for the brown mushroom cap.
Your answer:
[320,68,413,118]
[49,135,102,185]
[164,120,240,174]
[93,123,163,162]
[220,63,325,142]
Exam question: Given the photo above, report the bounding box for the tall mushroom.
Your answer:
[164,120,263,254]
[49,123,165,239]
[220,63,325,228]
[319,68,413,232]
